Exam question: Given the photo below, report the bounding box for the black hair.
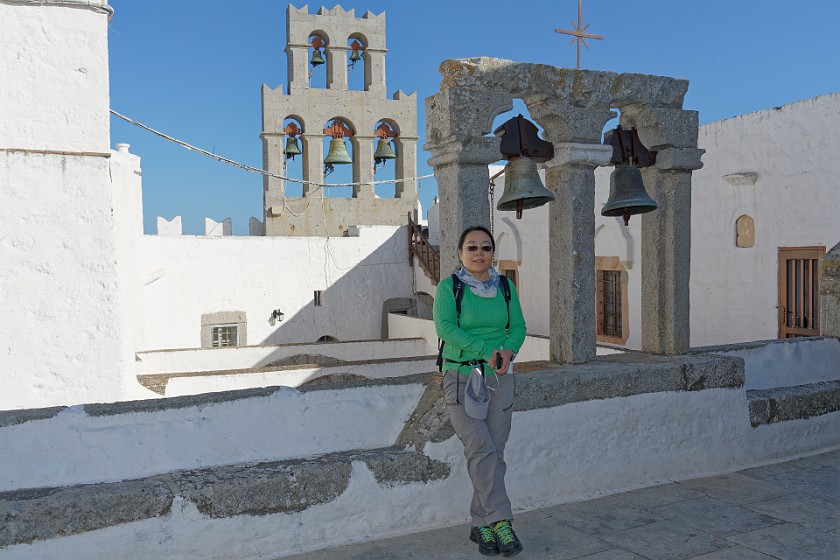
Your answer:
[457,226,495,252]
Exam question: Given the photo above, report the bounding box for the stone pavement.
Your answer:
[284,450,840,560]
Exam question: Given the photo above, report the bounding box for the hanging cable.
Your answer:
[110,109,433,189]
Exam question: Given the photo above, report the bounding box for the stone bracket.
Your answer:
[654,147,705,171]
[546,143,614,168]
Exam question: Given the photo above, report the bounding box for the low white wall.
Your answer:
[4,383,838,560]
[707,337,840,390]
[164,359,437,396]
[0,382,426,493]
[137,338,428,375]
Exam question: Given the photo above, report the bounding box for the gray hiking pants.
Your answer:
[442,368,515,526]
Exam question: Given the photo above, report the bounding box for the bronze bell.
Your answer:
[324,138,352,165]
[373,139,396,162]
[601,164,658,226]
[349,49,362,63]
[283,137,301,159]
[497,157,555,219]
[310,49,325,67]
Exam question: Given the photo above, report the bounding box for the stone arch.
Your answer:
[316,334,338,343]
[496,217,523,263]
[346,33,368,91]
[283,114,306,132]
[307,30,331,89]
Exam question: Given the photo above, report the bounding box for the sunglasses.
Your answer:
[463,244,494,253]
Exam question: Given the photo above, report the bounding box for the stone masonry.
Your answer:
[425,58,703,362]
[821,242,840,337]
[261,5,418,236]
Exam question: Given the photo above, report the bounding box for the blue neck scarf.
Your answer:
[456,266,500,298]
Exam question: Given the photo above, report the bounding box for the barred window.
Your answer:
[211,324,239,348]
[601,270,622,338]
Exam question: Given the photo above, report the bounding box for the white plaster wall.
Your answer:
[708,337,840,390]
[691,93,840,346]
[0,3,110,153]
[0,152,125,410]
[0,382,425,492]
[139,226,414,350]
[3,387,838,560]
[136,338,427,375]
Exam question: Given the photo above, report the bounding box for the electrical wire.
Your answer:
[110,109,434,189]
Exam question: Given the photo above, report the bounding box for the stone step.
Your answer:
[747,380,840,427]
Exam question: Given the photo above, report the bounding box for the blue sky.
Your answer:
[107,0,840,235]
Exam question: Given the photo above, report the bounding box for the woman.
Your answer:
[433,226,526,557]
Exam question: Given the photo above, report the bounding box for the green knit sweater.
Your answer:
[433,275,527,375]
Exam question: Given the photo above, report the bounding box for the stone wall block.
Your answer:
[425,88,513,146]
[528,101,615,145]
[610,73,689,109]
[621,106,700,149]
[655,147,705,171]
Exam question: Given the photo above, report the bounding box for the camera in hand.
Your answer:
[495,354,502,369]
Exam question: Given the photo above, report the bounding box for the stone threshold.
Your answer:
[747,380,840,427]
[0,447,450,548]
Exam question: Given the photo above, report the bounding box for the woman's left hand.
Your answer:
[492,348,515,375]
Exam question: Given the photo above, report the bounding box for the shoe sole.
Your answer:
[469,533,500,556]
[500,543,523,557]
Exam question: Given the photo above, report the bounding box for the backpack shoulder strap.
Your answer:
[499,275,511,330]
[451,274,465,326]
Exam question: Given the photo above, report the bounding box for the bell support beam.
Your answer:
[544,143,614,363]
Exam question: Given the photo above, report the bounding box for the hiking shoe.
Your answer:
[469,525,500,556]
[491,520,523,557]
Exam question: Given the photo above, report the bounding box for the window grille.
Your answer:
[314,290,323,306]
[502,268,518,287]
[601,270,622,338]
[211,324,239,348]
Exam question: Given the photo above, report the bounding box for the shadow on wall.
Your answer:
[256,227,422,348]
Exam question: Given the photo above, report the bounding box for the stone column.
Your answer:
[427,139,500,276]
[544,143,614,363]
[352,135,375,198]
[394,137,417,201]
[327,46,348,91]
[820,242,840,337]
[286,45,309,94]
[625,107,704,355]
[365,49,387,97]
[302,133,325,197]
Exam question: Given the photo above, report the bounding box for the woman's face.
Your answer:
[458,230,494,280]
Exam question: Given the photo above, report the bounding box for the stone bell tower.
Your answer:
[261,5,418,236]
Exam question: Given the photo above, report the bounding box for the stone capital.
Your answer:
[654,147,705,171]
[425,137,501,167]
[545,143,614,169]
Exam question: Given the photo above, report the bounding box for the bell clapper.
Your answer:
[622,209,631,226]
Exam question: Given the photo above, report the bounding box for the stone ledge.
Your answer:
[398,353,744,450]
[747,380,840,427]
[0,448,449,547]
[0,406,67,428]
[0,478,172,547]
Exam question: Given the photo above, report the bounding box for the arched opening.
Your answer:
[347,34,367,91]
[372,120,398,198]
[282,116,305,198]
[316,335,338,343]
[322,117,355,198]
[307,32,329,89]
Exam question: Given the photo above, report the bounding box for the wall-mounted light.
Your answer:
[271,309,285,322]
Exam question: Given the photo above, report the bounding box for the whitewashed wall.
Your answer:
[0,3,110,153]
[0,2,127,411]
[139,226,415,351]
[690,93,840,345]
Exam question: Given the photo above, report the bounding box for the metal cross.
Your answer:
[555,0,604,70]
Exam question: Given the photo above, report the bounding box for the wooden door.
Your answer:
[778,247,825,338]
